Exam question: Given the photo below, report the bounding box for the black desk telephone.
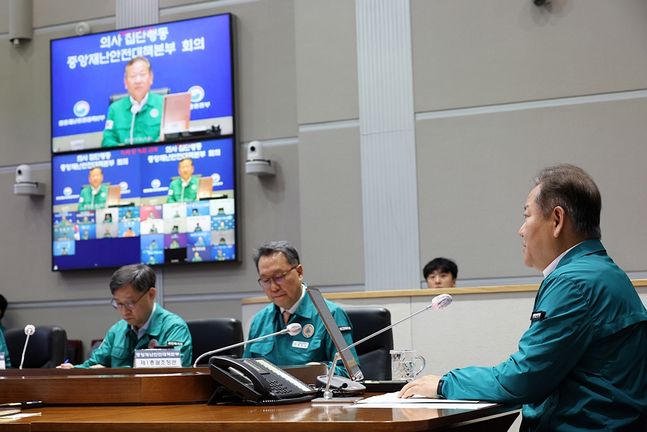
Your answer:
[208,356,318,405]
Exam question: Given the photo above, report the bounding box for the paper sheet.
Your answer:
[352,392,495,410]
[0,412,42,422]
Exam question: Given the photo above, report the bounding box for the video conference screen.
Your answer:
[52,137,237,271]
[50,13,234,153]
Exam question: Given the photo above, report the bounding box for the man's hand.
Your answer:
[398,374,442,399]
[57,362,74,369]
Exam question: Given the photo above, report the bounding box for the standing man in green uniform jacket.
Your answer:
[400,164,647,431]
[58,264,192,368]
[167,158,200,203]
[102,56,163,147]
[78,166,109,211]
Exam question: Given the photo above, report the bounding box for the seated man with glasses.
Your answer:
[58,264,192,368]
[243,241,359,376]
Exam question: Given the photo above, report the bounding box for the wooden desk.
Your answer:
[0,365,326,405]
[2,402,519,432]
[0,369,519,431]
[0,368,214,405]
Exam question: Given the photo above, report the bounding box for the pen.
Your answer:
[0,401,43,408]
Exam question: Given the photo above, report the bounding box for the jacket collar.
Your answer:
[554,239,605,271]
[276,284,314,320]
[125,303,164,339]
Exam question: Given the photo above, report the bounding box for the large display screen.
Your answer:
[50,13,234,153]
[52,137,237,271]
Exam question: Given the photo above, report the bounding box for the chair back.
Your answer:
[5,325,67,368]
[187,318,243,365]
[345,307,393,380]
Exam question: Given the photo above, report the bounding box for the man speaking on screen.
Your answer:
[78,166,109,211]
[102,56,163,147]
[167,158,200,203]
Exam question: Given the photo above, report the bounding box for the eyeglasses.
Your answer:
[257,265,298,290]
[111,288,150,311]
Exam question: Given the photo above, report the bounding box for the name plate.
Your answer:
[0,352,5,370]
[134,348,182,368]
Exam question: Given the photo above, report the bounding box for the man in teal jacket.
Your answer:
[400,164,647,431]
[59,264,192,368]
[0,295,10,367]
[102,56,163,147]
[78,167,109,211]
[167,158,200,203]
[244,241,359,377]
[0,331,9,368]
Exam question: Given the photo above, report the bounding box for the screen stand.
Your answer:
[322,352,341,400]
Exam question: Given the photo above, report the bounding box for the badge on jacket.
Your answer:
[530,311,546,321]
[302,324,315,338]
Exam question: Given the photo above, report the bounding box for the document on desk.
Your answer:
[0,412,42,422]
[353,392,495,410]
[0,408,20,417]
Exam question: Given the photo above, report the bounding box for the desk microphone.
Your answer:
[19,324,36,370]
[321,294,453,399]
[192,323,302,368]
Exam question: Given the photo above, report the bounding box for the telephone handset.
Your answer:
[208,356,317,405]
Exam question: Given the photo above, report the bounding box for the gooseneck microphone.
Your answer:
[344,293,452,356]
[19,324,36,370]
[192,323,303,368]
[322,294,453,399]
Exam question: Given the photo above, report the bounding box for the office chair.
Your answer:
[344,307,394,380]
[187,318,244,365]
[5,325,67,368]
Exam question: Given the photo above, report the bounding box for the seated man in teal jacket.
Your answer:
[59,264,192,368]
[102,56,163,147]
[400,164,647,432]
[0,331,9,368]
[244,241,359,377]
[0,294,10,368]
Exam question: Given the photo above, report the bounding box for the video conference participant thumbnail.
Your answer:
[167,158,200,203]
[78,167,109,211]
[59,264,192,368]
[102,56,163,147]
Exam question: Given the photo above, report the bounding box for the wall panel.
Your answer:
[298,125,364,287]
[411,0,647,112]
[294,0,358,124]
[416,97,647,281]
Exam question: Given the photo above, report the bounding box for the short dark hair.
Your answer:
[109,264,156,295]
[0,294,7,320]
[423,257,458,280]
[253,241,300,272]
[533,164,601,240]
